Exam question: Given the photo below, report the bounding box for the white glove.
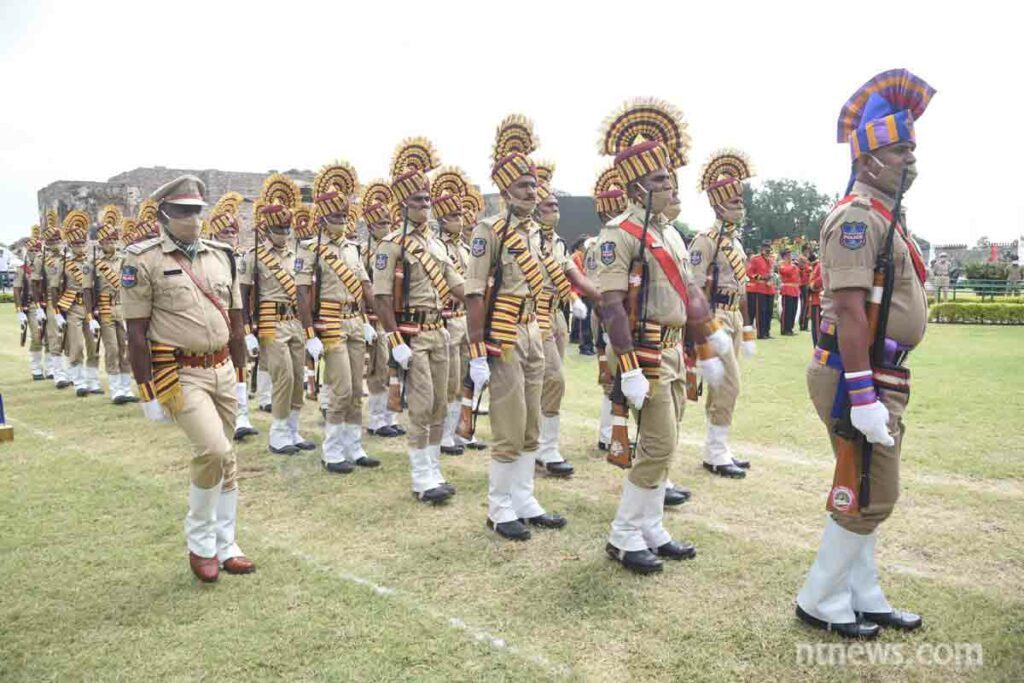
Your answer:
[571,297,588,320]
[141,399,170,423]
[34,308,47,323]
[244,333,260,356]
[620,367,650,409]
[306,336,324,362]
[363,322,377,344]
[740,325,757,358]
[851,400,895,447]
[17,311,28,325]
[469,356,490,390]
[88,318,101,335]
[707,327,732,357]
[697,357,726,388]
[392,343,412,370]
[235,381,249,408]
[55,312,66,329]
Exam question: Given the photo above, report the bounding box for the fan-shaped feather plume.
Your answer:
[698,149,755,191]
[99,205,122,228]
[260,173,300,208]
[252,198,267,226]
[210,191,244,219]
[120,217,137,240]
[137,199,159,223]
[62,210,90,238]
[45,209,59,231]
[492,114,538,165]
[30,224,40,240]
[597,97,691,165]
[389,202,403,225]
[347,203,360,227]
[292,204,314,238]
[837,68,936,143]
[462,185,484,220]
[314,161,359,199]
[593,166,624,196]
[534,160,556,187]
[431,166,469,201]
[390,137,440,178]
[361,179,393,208]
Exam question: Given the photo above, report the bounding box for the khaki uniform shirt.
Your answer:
[595,203,690,328]
[239,243,300,304]
[932,259,950,277]
[294,236,368,303]
[688,221,748,294]
[440,233,470,310]
[819,180,928,348]
[372,225,463,309]
[464,215,542,299]
[122,234,240,353]
[96,251,125,319]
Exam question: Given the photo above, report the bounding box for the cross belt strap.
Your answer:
[835,195,927,283]
[170,251,231,330]
[619,220,690,306]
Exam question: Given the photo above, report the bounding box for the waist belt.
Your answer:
[486,294,537,358]
[633,321,664,383]
[443,309,466,320]
[98,291,117,323]
[397,309,445,337]
[57,290,82,312]
[177,346,231,369]
[144,343,229,414]
[660,325,684,348]
[711,291,740,312]
[320,300,362,319]
[258,301,298,337]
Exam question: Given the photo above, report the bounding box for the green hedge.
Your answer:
[928,295,1024,306]
[930,302,1024,324]
[0,292,13,304]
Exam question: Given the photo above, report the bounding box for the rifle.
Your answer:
[596,316,612,387]
[58,246,69,354]
[387,206,411,413]
[607,189,654,469]
[688,227,727,400]
[828,169,907,514]
[17,264,30,346]
[91,240,102,346]
[456,204,513,440]
[249,228,263,395]
[39,252,48,347]
[307,221,325,400]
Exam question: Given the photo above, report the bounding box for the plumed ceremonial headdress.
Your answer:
[597,98,690,186]
[838,68,936,159]
[491,114,538,192]
[96,205,123,241]
[391,138,439,204]
[209,191,244,236]
[62,210,90,243]
[258,173,300,229]
[361,179,393,226]
[461,184,484,226]
[313,160,359,219]
[431,166,470,219]
[41,209,61,242]
[134,199,160,242]
[593,165,627,218]
[699,149,755,207]
[534,160,556,202]
[292,204,316,240]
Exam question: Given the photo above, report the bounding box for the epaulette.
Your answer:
[201,238,234,254]
[605,210,632,228]
[125,236,162,255]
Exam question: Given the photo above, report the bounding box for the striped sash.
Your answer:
[485,294,532,358]
[96,259,121,290]
[150,343,185,414]
[497,224,544,301]
[256,248,297,303]
[316,243,363,300]
[392,234,450,303]
[711,227,747,284]
[98,292,115,323]
[65,260,85,288]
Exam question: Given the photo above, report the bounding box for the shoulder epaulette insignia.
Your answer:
[201,238,234,253]
[126,236,161,255]
[606,211,630,228]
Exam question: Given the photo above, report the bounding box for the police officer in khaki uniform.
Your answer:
[94,206,139,404]
[594,99,726,574]
[122,174,255,582]
[533,162,595,477]
[931,252,951,301]
[374,138,465,504]
[465,114,567,541]
[688,150,760,478]
[55,210,102,397]
[13,227,50,380]
[240,174,320,455]
[34,210,71,388]
[796,69,933,638]
[298,161,380,474]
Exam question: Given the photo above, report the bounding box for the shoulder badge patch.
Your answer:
[471,237,487,257]
[690,251,702,265]
[600,241,616,265]
[839,222,867,250]
[585,255,596,271]
[293,257,304,272]
[375,253,388,270]
[121,265,138,288]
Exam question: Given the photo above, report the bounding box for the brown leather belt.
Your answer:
[177,346,230,369]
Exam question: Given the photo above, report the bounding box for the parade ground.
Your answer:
[1,309,1021,681]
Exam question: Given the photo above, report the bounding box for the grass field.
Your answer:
[1,309,1022,681]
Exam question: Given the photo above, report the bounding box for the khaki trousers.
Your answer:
[406,328,449,449]
[614,345,686,489]
[489,321,544,463]
[806,361,908,534]
[366,322,389,395]
[46,308,63,356]
[261,318,306,420]
[27,308,44,352]
[66,305,99,368]
[540,317,567,417]
[705,309,743,427]
[324,317,366,425]
[100,319,131,375]
[173,363,239,491]
[445,315,469,402]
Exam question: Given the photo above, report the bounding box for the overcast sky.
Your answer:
[1,0,1020,250]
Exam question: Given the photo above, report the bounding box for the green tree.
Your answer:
[741,179,835,251]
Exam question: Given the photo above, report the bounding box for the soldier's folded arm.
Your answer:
[371,241,399,334]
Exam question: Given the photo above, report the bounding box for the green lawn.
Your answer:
[1,309,1021,681]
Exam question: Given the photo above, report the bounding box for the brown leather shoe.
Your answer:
[189,552,219,582]
[222,556,256,575]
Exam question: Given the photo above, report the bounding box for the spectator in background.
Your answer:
[778,248,801,335]
[746,240,775,338]
[1008,258,1022,295]
[933,252,951,301]
[798,245,812,331]
[808,252,823,345]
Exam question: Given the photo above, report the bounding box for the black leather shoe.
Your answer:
[56,380,72,389]
[732,457,751,470]
[579,347,596,356]
[45,373,54,380]
[269,444,299,455]
[390,424,407,435]
[76,388,89,397]
[597,441,609,451]
[796,606,881,639]
[88,387,103,394]
[703,462,747,479]
[664,487,690,507]
[858,609,923,631]
[606,544,663,575]
[113,395,132,405]
[323,460,355,474]
[123,395,140,403]
[542,461,574,478]
[487,518,531,540]
[258,404,272,413]
[440,482,456,496]
[413,486,452,504]
[441,444,465,455]
[653,540,696,560]
[464,440,487,450]
[233,426,259,441]
[354,456,380,468]
[368,425,399,438]
[521,513,567,529]
[32,373,44,381]
[293,439,317,451]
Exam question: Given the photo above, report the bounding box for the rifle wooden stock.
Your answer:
[392,261,405,314]
[597,351,612,387]
[304,355,317,400]
[683,344,699,401]
[455,374,476,440]
[386,362,403,413]
[606,373,633,469]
